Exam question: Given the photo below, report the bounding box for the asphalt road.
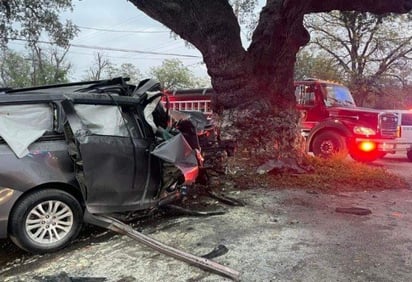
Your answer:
[0,155,411,282]
[372,152,412,183]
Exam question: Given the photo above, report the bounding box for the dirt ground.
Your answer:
[2,178,412,282]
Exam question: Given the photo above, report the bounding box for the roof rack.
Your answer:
[0,87,12,93]
[4,77,131,94]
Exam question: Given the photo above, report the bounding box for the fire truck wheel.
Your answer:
[407,150,412,162]
[312,131,348,158]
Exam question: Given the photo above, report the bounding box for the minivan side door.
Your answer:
[61,99,161,214]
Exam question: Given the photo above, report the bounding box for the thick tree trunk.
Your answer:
[129,0,310,172]
[207,1,310,170]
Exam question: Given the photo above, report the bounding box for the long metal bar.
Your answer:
[84,211,240,281]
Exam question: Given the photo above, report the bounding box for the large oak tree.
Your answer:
[128,0,412,171]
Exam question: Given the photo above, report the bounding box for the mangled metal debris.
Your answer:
[84,212,240,281]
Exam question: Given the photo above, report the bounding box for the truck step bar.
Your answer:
[84,211,240,281]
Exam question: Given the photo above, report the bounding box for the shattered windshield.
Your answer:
[324,85,356,108]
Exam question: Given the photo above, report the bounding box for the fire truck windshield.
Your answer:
[324,85,356,108]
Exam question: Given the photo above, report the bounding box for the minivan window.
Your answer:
[74,104,129,137]
[0,104,54,158]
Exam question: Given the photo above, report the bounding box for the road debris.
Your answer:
[84,211,240,281]
[201,244,229,259]
[335,207,372,216]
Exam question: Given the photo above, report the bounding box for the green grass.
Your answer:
[231,155,409,192]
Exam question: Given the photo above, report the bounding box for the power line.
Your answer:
[7,39,202,61]
[72,15,144,44]
[8,38,202,59]
[77,25,169,33]
[68,49,201,61]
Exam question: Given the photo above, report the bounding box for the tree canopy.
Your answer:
[108,63,142,85]
[149,59,197,89]
[0,47,71,88]
[294,50,343,82]
[0,0,77,47]
[304,11,412,107]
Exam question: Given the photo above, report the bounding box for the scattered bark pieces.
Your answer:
[34,272,106,281]
[201,244,229,259]
[335,207,372,216]
[162,204,226,216]
[256,158,311,175]
[207,190,245,206]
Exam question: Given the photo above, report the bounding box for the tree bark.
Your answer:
[128,0,412,171]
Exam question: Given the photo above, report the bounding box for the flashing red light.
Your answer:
[358,141,376,152]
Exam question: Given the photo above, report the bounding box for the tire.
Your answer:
[407,150,412,162]
[312,131,348,158]
[9,189,83,254]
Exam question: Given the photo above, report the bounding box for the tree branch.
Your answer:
[129,0,249,99]
[311,40,351,74]
[247,0,311,91]
[308,0,412,14]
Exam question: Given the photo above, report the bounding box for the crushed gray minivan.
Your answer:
[0,78,204,253]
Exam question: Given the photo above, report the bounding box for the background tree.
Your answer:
[294,50,344,82]
[149,59,197,89]
[107,63,142,84]
[0,49,31,88]
[192,75,212,88]
[304,11,412,107]
[30,45,71,86]
[0,47,71,88]
[84,52,112,81]
[128,0,412,171]
[0,0,77,48]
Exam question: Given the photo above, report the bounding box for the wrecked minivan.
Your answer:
[0,78,205,253]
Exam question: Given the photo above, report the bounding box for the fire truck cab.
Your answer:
[295,79,401,162]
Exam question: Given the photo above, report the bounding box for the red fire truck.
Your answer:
[165,79,410,162]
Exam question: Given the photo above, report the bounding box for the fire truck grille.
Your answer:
[379,113,398,138]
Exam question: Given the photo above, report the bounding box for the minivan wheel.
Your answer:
[9,189,83,254]
[312,132,348,158]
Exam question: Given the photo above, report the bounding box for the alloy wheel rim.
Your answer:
[25,200,73,244]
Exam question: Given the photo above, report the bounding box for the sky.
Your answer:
[8,0,210,81]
